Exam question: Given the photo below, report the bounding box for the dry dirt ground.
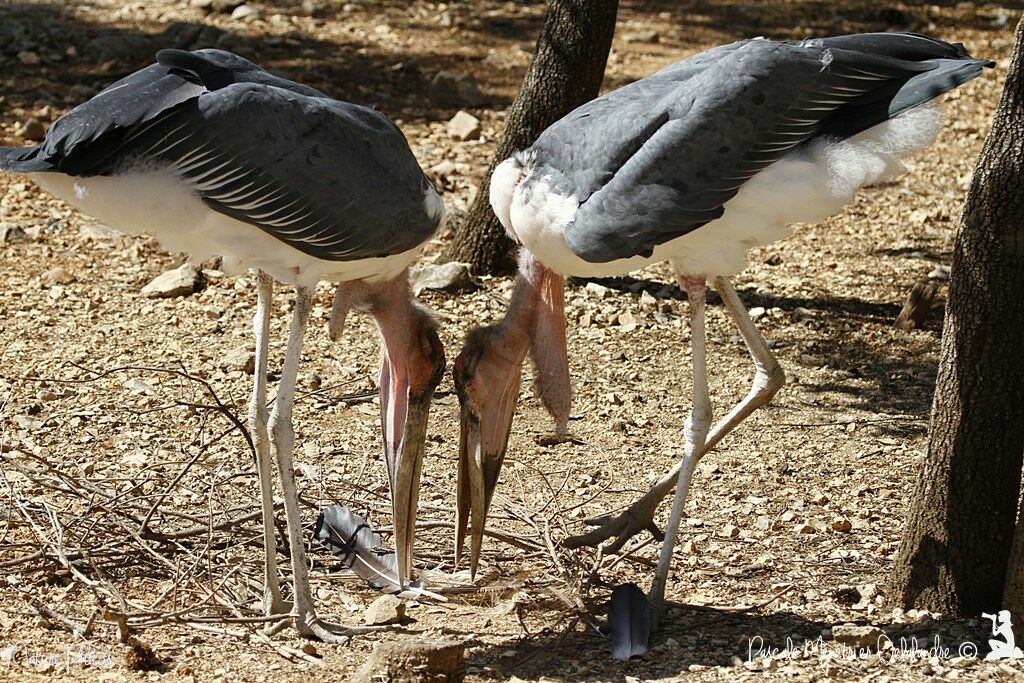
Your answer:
[1,1,1022,681]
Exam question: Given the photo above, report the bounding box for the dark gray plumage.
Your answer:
[315,505,438,600]
[608,583,651,661]
[520,33,991,263]
[0,49,442,262]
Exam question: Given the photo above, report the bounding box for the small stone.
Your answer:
[623,30,660,43]
[604,392,623,406]
[0,223,28,243]
[17,51,41,65]
[191,0,215,9]
[584,282,611,298]
[748,306,766,319]
[365,595,405,625]
[15,415,43,430]
[831,517,853,533]
[754,516,771,531]
[301,0,324,15]
[429,70,484,106]
[141,263,201,298]
[928,265,951,281]
[719,523,739,539]
[832,624,884,649]
[79,223,122,240]
[429,159,456,178]
[40,267,76,286]
[808,490,829,505]
[17,118,46,141]
[639,290,657,307]
[858,583,879,600]
[300,642,318,656]
[834,586,861,606]
[221,348,255,374]
[617,311,636,327]
[408,261,476,295]
[447,110,482,141]
[578,312,592,328]
[796,523,815,534]
[230,4,259,20]
[355,641,464,682]
[126,378,155,395]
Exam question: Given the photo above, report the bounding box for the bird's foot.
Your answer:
[295,612,384,644]
[562,497,663,553]
[534,431,583,447]
[262,593,293,635]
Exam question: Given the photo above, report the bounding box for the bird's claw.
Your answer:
[562,502,663,553]
[295,614,383,644]
[262,595,293,635]
[534,432,583,447]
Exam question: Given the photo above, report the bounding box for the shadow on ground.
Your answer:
[458,598,990,679]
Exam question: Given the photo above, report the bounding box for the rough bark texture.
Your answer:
[440,0,619,274]
[889,17,1024,616]
[1006,495,1024,624]
[351,641,465,683]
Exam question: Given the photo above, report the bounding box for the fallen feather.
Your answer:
[608,583,650,661]
[315,505,444,601]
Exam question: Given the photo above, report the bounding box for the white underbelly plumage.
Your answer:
[32,171,427,288]
[504,105,942,278]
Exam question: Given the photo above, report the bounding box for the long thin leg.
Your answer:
[249,271,288,619]
[648,275,712,621]
[268,286,376,643]
[565,276,784,552]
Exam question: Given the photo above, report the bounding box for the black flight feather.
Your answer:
[314,505,442,600]
[608,583,651,660]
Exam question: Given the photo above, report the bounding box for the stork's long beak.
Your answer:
[379,314,445,588]
[454,252,565,579]
[454,346,522,578]
[383,371,432,586]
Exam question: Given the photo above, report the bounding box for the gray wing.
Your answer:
[530,34,989,263]
[6,48,441,261]
[1,49,325,175]
[121,83,442,261]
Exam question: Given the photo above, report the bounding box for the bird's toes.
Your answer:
[562,515,625,549]
[534,432,584,447]
[297,615,387,644]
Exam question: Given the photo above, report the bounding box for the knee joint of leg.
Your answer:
[754,361,785,399]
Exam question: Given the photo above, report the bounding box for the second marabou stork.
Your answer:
[0,49,447,642]
[452,32,991,613]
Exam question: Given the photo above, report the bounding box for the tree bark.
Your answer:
[441,0,619,274]
[1006,495,1024,624]
[889,17,1024,616]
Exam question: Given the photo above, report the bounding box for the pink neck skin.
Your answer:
[330,272,443,463]
[457,250,570,436]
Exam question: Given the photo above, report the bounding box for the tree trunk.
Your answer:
[441,0,619,275]
[889,17,1024,616]
[1005,495,1024,624]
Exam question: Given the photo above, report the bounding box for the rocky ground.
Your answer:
[1,1,1022,681]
